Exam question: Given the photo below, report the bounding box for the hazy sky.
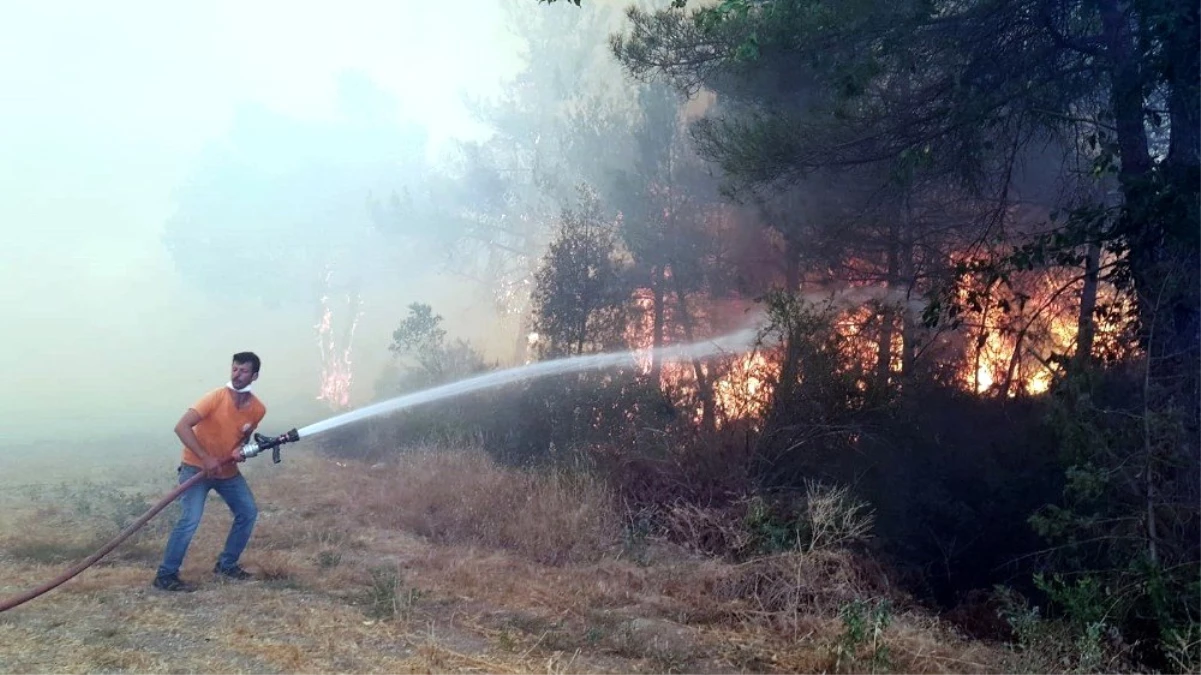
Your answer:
[0,2,524,445]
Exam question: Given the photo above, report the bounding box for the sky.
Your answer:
[0,1,525,448]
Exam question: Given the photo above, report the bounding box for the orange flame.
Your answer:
[315,267,362,410]
[625,286,778,427]
[951,251,1134,397]
[616,243,1135,432]
[711,352,777,424]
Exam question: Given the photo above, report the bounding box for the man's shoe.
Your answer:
[213,563,253,580]
[152,574,197,592]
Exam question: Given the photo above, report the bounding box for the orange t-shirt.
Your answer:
[181,387,267,480]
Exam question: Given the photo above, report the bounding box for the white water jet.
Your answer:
[297,325,762,439]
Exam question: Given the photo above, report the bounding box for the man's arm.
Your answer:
[231,407,267,463]
[230,408,266,458]
[175,409,220,474]
[230,422,254,462]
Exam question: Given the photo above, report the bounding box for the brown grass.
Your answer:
[347,448,623,565]
[0,446,1009,673]
[715,549,899,623]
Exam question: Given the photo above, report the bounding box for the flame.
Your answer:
[625,286,778,427]
[315,267,363,410]
[950,251,1135,397]
[711,352,778,423]
[626,287,658,373]
[833,302,906,383]
[625,263,1133,429]
[611,240,1135,433]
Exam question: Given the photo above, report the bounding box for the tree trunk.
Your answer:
[1099,0,1152,178]
[1073,242,1101,369]
[672,276,717,432]
[999,298,1029,398]
[1161,0,1201,422]
[1165,0,1200,174]
[876,219,901,389]
[1099,0,1157,344]
[784,234,801,293]
[1102,0,1199,431]
[651,264,665,386]
[1143,312,1161,566]
[760,302,805,462]
[900,232,917,380]
[1100,0,1198,567]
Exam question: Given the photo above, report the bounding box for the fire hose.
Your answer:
[0,428,301,613]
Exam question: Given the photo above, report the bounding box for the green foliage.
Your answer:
[531,188,630,357]
[1033,573,1108,629]
[1027,368,1201,671]
[388,303,446,359]
[753,291,875,477]
[993,582,1138,674]
[362,565,422,621]
[378,302,492,397]
[995,585,1043,653]
[832,598,893,673]
[1163,621,1201,675]
[737,482,876,557]
[741,495,795,554]
[37,480,167,540]
[339,312,673,468]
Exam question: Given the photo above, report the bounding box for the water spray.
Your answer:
[295,324,762,438]
[0,324,762,613]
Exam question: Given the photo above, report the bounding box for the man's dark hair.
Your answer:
[233,351,261,374]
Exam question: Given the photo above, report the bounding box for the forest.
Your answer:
[318,0,1199,671]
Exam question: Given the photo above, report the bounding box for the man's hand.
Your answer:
[231,423,253,463]
[200,454,221,475]
[177,408,221,475]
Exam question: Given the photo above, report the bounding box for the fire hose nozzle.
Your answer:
[240,428,301,463]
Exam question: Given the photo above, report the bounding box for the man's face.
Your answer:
[231,360,258,390]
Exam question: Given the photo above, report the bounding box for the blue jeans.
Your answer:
[156,464,259,578]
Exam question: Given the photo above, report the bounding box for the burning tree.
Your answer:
[315,265,363,411]
[606,0,1198,667]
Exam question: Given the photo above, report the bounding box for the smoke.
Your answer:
[798,284,931,318]
[0,3,521,451]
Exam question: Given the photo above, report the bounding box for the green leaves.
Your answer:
[389,303,447,358]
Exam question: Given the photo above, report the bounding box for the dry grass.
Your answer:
[0,446,1009,673]
[713,550,898,629]
[348,449,623,565]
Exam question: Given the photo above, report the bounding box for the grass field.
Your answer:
[0,446,1009,673]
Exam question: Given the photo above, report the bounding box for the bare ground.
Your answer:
[0,448,1007,674]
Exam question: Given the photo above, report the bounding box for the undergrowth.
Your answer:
[351,448,623,565]
[1,480,173,565]
[0,448,1013,674]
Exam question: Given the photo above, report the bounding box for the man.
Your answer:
[152,352,267,592]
